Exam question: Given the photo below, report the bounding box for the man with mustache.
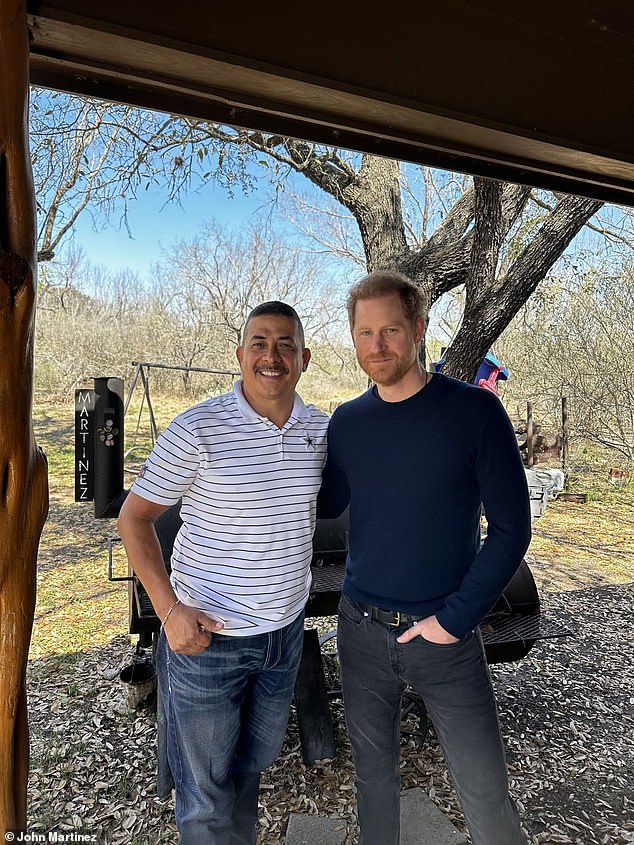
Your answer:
[318,271,531,845]
[118,302,328,845]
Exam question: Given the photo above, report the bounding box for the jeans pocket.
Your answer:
[338,594,366,626]
[416,629,474,649]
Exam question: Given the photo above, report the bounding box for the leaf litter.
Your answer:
[26,406,634,843]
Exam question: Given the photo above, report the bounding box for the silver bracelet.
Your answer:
[160,598,181,630]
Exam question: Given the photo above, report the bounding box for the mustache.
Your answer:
[254,365,289,374]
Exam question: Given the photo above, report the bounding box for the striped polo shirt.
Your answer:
[131,381,329,635]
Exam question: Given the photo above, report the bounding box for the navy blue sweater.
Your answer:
[317,373,531,639]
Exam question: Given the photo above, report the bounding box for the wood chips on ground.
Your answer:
[26,586,634,844]
[26,404,634,843]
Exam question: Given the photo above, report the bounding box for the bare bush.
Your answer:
[497,262,634,462]
[34,224,354,402]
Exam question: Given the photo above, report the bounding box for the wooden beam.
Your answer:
[26,1,634,204]
[0,0,49,833]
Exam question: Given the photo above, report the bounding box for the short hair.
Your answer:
[243,301,305,347]
[346,270,427,328]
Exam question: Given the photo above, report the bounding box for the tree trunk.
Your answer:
[0,1,49,834]
[342,157,408,270]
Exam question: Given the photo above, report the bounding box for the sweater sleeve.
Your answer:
[435,393,532,639]
[316,413,351,519]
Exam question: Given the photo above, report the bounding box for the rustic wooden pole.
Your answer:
[0,1,49,833]
[561,395,569,484]
[526,401,534,468]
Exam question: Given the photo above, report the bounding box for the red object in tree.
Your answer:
[478,366,503,395]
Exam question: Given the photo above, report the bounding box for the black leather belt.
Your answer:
[364,604,426,627]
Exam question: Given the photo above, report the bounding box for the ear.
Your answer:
[301,348,311,372]
[236,346,244,367]
[414,317,425,344]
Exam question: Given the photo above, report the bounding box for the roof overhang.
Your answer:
[27,1,634,205]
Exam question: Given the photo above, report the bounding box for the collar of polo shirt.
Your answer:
[233,380,309,425]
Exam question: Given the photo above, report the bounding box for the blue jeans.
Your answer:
[338,595,526,845]
[156,611,304,845]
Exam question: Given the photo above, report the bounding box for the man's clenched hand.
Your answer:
[163,603,224,654]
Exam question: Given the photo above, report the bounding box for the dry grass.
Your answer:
[528,488,634,592]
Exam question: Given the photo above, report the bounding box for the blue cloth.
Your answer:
[157,612,304,845]
[337,595,526,845]
[435,351,510,382]
[317,373,531,639]
[476,351,509,382]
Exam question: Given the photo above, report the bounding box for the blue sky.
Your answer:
[31,87,625,289]
[71,180,272,278]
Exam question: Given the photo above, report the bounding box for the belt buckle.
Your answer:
[387,611,401,627]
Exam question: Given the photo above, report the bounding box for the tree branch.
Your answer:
[444,194,602,380]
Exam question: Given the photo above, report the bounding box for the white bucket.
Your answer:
[524,469,549,519]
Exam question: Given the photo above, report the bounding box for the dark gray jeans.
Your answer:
[337,594,527,845]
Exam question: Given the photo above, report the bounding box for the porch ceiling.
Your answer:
[27,0,634,204]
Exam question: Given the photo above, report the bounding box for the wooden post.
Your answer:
[561,396,569,484]
[526,401,534,468]
[139,365,159,444]
[294,629,336,765]
[0,1,49,834]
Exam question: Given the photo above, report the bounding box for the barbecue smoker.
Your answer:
[76,376,570,782]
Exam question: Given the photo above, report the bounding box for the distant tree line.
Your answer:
[35,222,634,465]
[34,225,365,406]
[498,260,634,462]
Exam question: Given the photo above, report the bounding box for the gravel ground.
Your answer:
[26,582,634,844]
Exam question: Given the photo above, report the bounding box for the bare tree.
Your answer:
[153,219,346,349]
[30,91,260,265]
[33,222,350,397]
[31,93,141,262]
[31,89,623,380]
[209,134,602,378]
